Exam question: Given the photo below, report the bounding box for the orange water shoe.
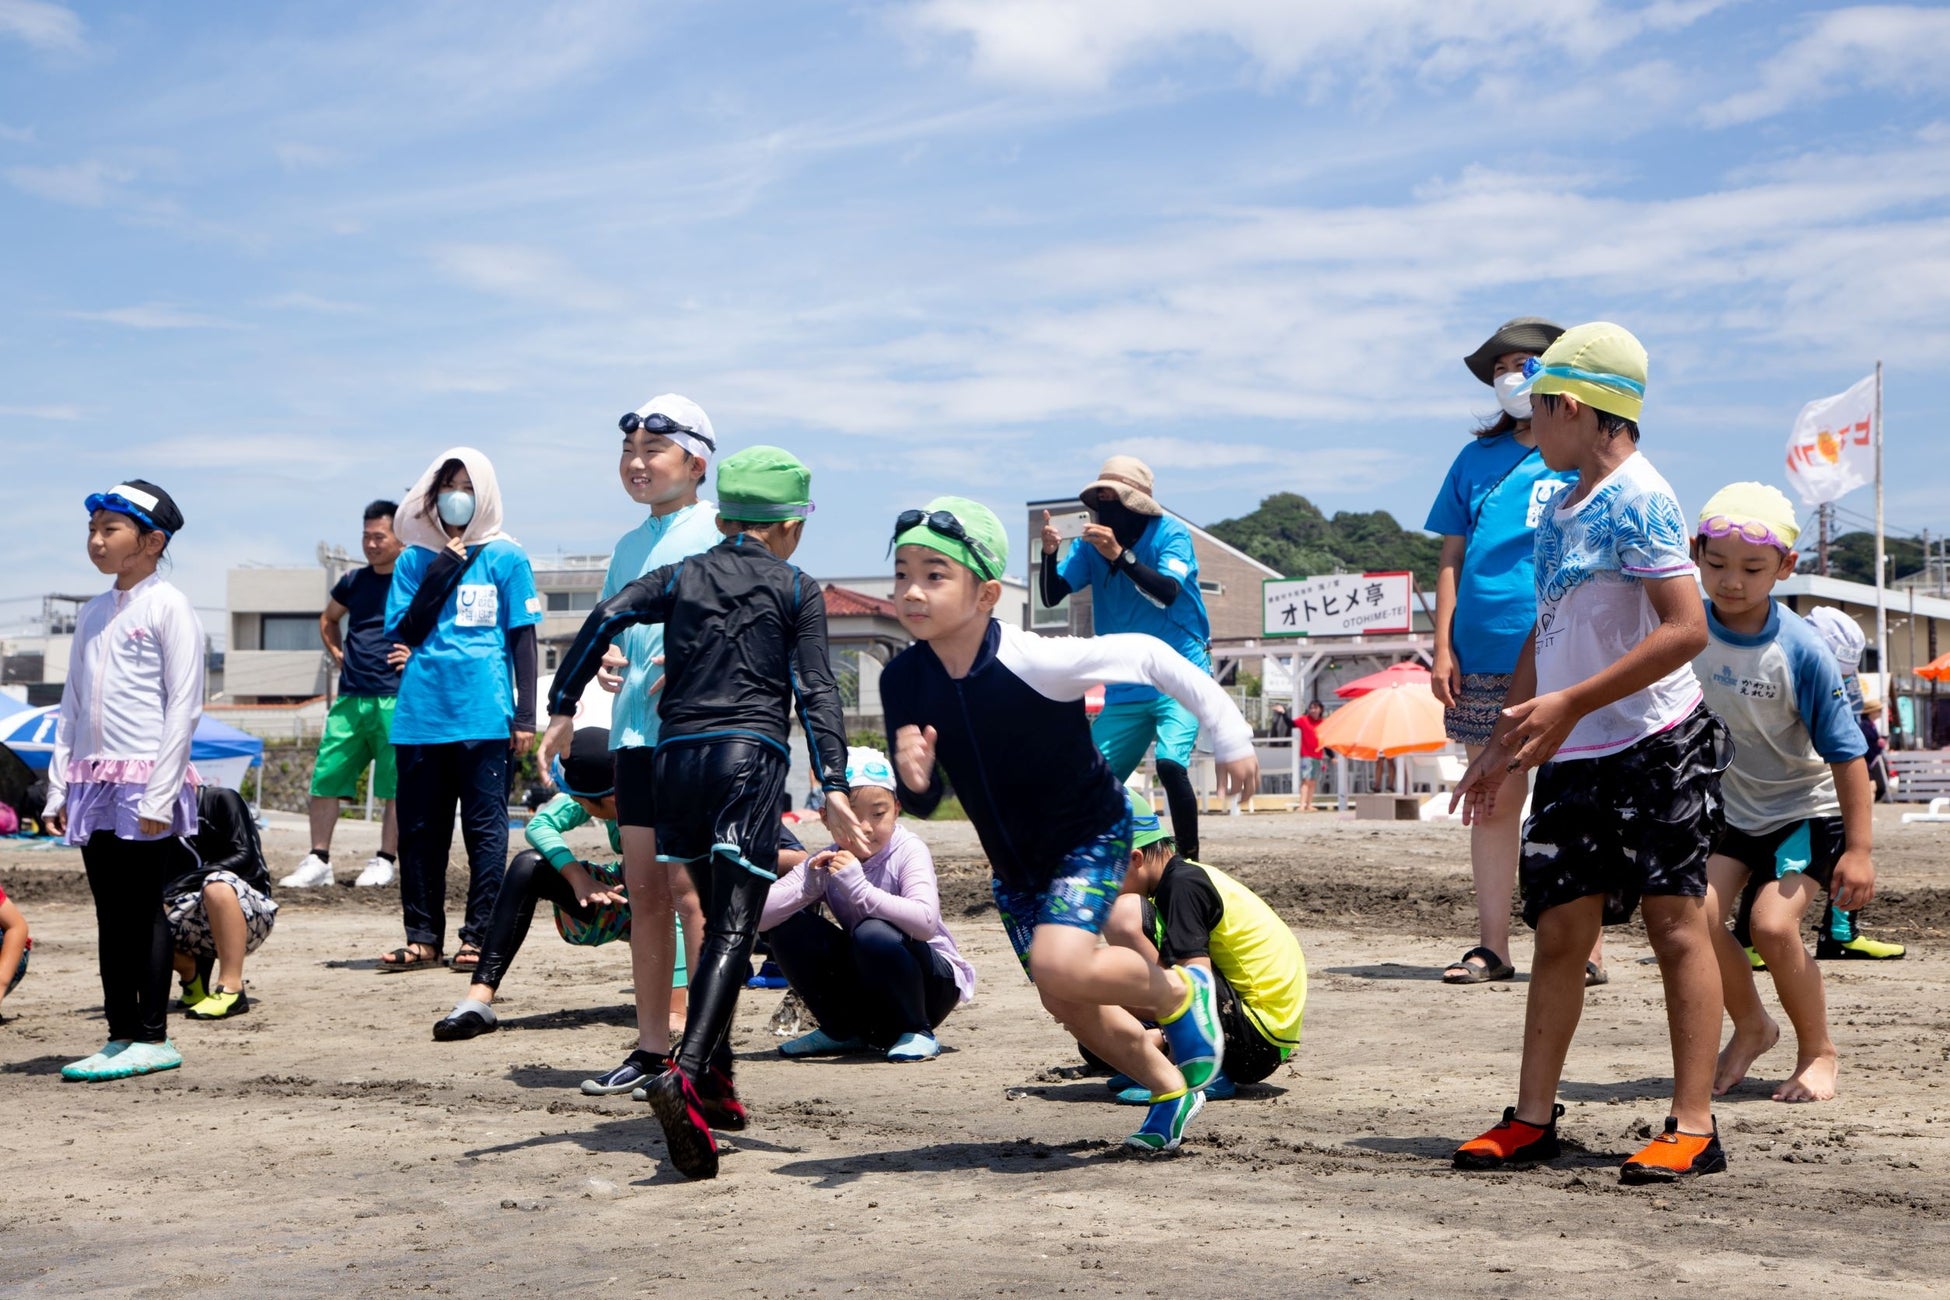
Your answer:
[1618,1116,1726,1185]
[1454,1104,1564,1170]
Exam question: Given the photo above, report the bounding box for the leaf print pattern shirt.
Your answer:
[1531,452,1702,760]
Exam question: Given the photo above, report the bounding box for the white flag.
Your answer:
[1784,374,1876,507]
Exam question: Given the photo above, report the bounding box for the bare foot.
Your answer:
[1713,1018,1781,1095]
[1774,1053,1839,1103]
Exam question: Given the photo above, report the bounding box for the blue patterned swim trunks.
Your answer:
[992,813,1133,978]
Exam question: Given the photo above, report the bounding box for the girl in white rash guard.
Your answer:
[47,480,205,1082]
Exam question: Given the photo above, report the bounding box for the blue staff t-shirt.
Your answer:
[384,539,543,745]
[1057,514,1211,705]
[600,500,722,750]
[330,566,402,698]
[1424,432,1573,677]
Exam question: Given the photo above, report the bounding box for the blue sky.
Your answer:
[4,0,1949,642]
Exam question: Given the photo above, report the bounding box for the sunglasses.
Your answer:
[1697,514,1792,551]
[890,508,1003,581]
[618,411,716,451]
[85,492,171,537]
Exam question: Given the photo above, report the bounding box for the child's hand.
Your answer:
[537,715,574,777]
[1431,647,1460,708]
[138,817,169,837]
[44,811,65,837]
[561,860,626,909]
[596,645,629,693]
[1216,753,1259,801]
[646,654,667,696]
[1449,741,1513,824]
[1831,849,1875,911]
[386,642,412,669]
[1040,510,1061,557]
[894,724,937,792]
[1499,691,1579,771]
[821,791,872,859]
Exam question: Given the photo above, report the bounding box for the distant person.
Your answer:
[1266,703,1293,739]
[283,500,409,889]
[377,449,541,974]
[574,395,723,1098]
[171,784,278,1020]
[762,747,974,1063]
[47,480,203,1081]
[1296,700,1325,812]
[0,883,31,1023]
[1039,456,1216,859]
[1427,317,1605,987]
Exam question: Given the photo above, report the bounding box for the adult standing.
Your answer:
[1038,456,1215,860]
[578,395,725,1097]
[1296,700,1325,812]
[283,500,408,888]
[376,449,541,973]
[1426,318,1603,987]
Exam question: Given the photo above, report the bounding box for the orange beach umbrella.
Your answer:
[1312,682,1449,760]
[1918,652,1950,683]
[1334,661,1432,698]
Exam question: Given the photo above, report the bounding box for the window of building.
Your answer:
[546,590,598,612]
[1198,579,1224,596]
[261,614,319,652]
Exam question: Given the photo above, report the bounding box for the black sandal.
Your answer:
[378,946,443,973]
[449,946,482,973]
[1443,945,1516,984]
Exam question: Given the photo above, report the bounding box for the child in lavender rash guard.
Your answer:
[761,747,975,1063]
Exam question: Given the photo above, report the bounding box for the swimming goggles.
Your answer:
[84,491,171,537]
[549,754,615,801]
[889,508,1004,581]
[1517,353,1646,400]
[1697,514,1793,552]
[617,410,716,452]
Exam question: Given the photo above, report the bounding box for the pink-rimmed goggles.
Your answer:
[1697,514,1793,552]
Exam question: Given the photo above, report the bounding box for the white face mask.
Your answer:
[1493,370,1532,420]
[437,490,476,528]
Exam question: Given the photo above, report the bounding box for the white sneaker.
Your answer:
[278,853,335,888]
[352,856,397,888]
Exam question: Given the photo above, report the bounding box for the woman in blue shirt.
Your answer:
[1426,318,1604,987]
[377,448,541,973]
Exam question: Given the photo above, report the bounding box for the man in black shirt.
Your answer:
[283,500,409,888]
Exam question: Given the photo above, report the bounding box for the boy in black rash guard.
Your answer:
[540,447,866,1180]
[881,496,1259,1154]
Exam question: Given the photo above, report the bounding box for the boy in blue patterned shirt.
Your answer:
[1689,484,1874,1104]
[1450,323,1731,1184]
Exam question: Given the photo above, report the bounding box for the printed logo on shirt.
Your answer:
[1527,479,1571,529]
[455,584,500,628]
[1711,663,1778,699]
[1163,556,1191,578]
[526,596,543,615]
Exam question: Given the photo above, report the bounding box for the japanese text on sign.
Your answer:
[1262,572,1413,638]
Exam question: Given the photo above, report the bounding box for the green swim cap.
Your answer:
[1126,787,1173,851]
[717,446,814,523]
[891,496,1008,581]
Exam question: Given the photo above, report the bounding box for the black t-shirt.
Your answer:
[1153,856,1225,965]
[332,565,401,697]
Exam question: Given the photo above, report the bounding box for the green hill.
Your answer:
[1206,492,1441,586]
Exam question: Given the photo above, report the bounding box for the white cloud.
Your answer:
[900,0,1732,93]
[0,403,81,420]
[64,304,243,330]
[0,122,35,143]
[428,242,625,312]
[4,158,130,206]
[262,291,367,315]
[0,0,81,53]
[1703,5,1950,126]
[273,141,342,171]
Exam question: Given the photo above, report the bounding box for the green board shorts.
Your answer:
[310,694,399,800]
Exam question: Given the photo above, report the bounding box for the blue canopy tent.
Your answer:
[0,706,265,794]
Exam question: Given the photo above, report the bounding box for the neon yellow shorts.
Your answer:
[309,694,399,801]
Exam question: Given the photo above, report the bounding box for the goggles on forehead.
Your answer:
[618,410,716,452]
[1697,514,1794,552]
[549,754,615,801]
[85,491,171,537]
[889,508,1003,582]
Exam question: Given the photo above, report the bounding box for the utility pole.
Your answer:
[1817,502,1832,576]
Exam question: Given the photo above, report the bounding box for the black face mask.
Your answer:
[1090,496,1150,549]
